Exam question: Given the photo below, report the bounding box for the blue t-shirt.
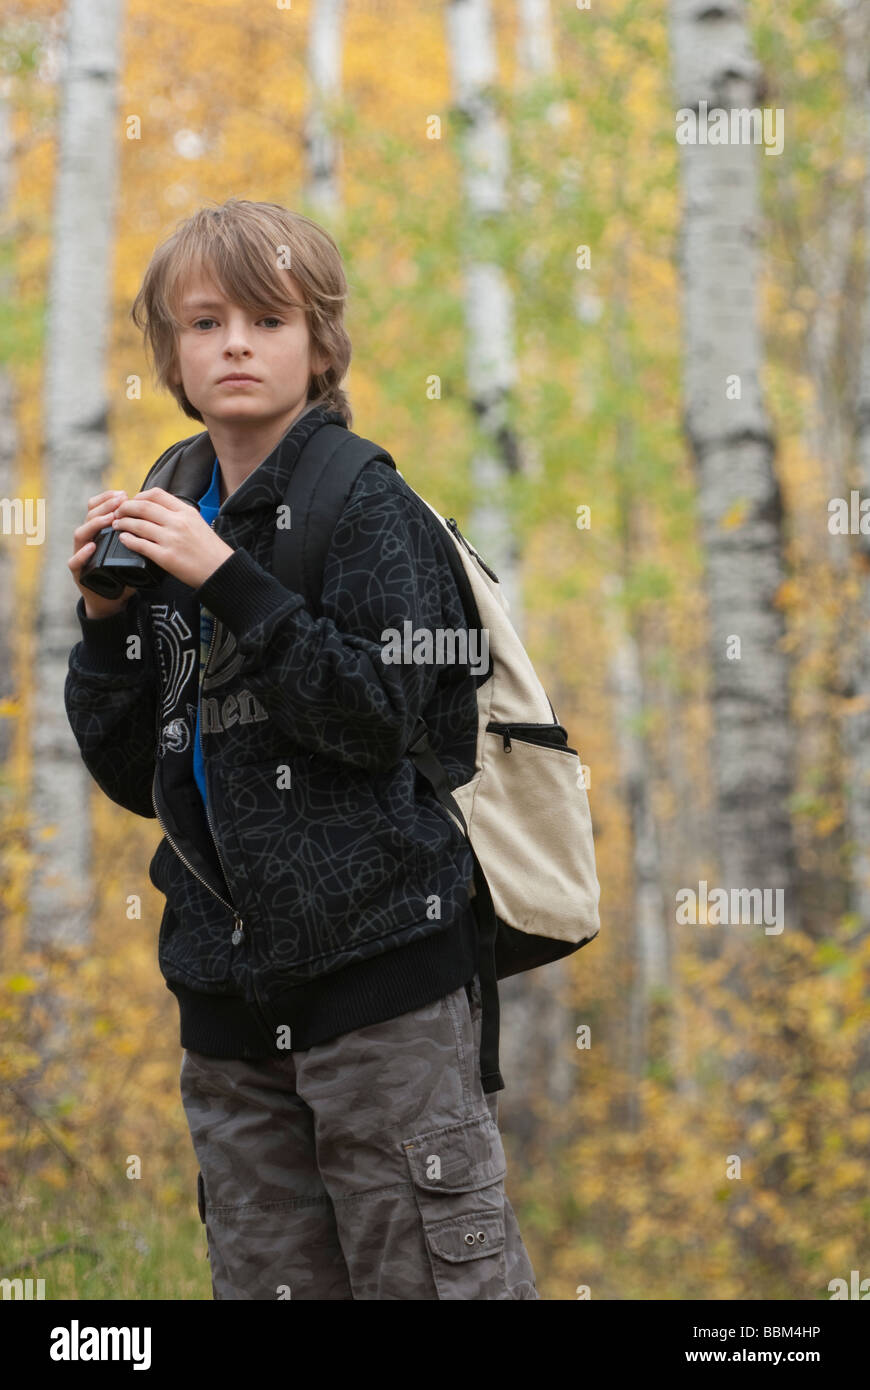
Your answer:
[193,457,222,812]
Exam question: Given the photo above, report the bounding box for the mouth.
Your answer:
[217,375,261,384]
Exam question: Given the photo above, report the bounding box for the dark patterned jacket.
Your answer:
[64,404,480,1057]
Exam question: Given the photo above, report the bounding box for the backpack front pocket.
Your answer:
[472,721,598,944]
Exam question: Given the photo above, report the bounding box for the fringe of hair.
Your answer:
[130,198,353,427]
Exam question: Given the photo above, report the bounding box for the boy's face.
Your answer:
[169,268,329,428]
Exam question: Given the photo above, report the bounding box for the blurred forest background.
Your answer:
[1,0,869,1300]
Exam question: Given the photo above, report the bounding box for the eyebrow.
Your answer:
[180,298,304,313]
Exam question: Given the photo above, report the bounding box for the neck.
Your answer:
[205,399,315,502]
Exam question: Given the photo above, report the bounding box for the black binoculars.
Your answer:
[79,496,201,600]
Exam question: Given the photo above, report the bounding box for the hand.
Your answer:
[109,487,236,590]
[69,490,139,620]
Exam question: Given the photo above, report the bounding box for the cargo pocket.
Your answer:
[402,1110,508,1300]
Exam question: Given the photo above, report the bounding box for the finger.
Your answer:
[83,499,123,527]
[132,487,183,508]
[81,499,125,534]
[111,511,165,541]
[113,496,171,523]
[74,510,121,546]
[85,490,124,511]
[87,490,126,507]
[113,529,158,558]
[67,540,96,574]
[113,520,163,547]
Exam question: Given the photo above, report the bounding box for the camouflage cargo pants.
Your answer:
[179,971,539,1300]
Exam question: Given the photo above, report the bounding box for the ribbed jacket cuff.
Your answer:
[193,546,305,634]
[73,594,144,674]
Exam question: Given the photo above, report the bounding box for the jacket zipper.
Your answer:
[199,514,273,1032]
[150,777,243,940]
[198,602,243,943]
[142,521,270,1037]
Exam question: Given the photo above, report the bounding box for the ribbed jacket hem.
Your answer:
[168,903,479,1059]
[73,594,144,674]
[192,545,302,637]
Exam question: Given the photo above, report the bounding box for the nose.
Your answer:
[222,315,254,357]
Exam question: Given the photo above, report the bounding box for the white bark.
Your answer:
[447,0,576,1150]
[305,0,346,214]
[30,0,124,958]
[669,0,799,1272]
[669,0,794,898]
[446,0,524,638]
[516,0,555,79]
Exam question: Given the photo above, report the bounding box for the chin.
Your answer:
[209,400,270,418]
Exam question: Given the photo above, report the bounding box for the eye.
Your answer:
[259,316,283,328]
[193,318,216,330]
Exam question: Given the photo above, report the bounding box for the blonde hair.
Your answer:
[131,198,353,426]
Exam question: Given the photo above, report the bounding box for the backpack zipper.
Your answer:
[485,721,577,755]
[445,517,500,583]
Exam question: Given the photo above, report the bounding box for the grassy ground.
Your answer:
[0,1180,212,1300]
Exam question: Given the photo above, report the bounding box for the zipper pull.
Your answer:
[231,914,244,945]
[502,728,512,752]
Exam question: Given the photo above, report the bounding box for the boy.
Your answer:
[65,198,538,1300]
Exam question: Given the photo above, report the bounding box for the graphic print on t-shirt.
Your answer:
[201,619,246,692]
[151,601,198,756]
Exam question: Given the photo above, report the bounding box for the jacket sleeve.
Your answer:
[191,462,473,772]
[64,591,159,818]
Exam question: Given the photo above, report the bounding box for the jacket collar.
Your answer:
[146,402,347,515]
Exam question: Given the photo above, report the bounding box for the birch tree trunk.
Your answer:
[669,0,795,898]
[604,232,678,1126]
[446,0,575,1158]
[669,0,799,1274]
[304,0,346,214]
[446,0,524,633]
[29,0,124,981]
[515,0,555,79]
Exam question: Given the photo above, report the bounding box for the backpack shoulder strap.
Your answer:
[140,429,209,492]
[272,423,396,615]
[274,420,505,1093]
